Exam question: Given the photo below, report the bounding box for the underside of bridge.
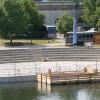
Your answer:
[35,1,82,25]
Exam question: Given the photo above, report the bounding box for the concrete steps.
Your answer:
[43,48,100,61]
[0,48,43,63]
[0,48,100,63]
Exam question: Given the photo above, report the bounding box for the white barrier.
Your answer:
[0,61,99,77]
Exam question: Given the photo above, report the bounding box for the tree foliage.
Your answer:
[83,0,100,30]
[20,0,44,36]
[0,0,28,37]
[0,0,45,43]
[56,14,73,34]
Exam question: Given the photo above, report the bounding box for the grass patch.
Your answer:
[0,39,55,46]
[0,38,62,46]
[92,44,100,48]
[32,39,49,44]
[6,39,49,46]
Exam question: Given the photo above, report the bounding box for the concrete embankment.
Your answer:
[0,75,35,83]
[0,48,100,63]
[0,48,100,83]
[0,61,100,83]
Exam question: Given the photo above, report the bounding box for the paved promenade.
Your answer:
[0,61,100,77]
[0,39,100,82]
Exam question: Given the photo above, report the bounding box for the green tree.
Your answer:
[0,0,28,43]
[0,0,45,44]
[20,0,45,39]
[96,0,100,7]
[83,0,100,29]
[56,14,73,34]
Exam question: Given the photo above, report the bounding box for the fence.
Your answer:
[0,61,99,77]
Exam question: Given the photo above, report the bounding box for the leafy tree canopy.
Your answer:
[56,14,73,34]
[0,0,45,43]
[83,0,100,30]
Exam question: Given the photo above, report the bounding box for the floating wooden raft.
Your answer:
[37,68,100,85]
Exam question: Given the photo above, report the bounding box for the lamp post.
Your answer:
[96,57,98,73]
[72,0,77,45]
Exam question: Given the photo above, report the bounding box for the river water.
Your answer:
[0,82,100,100]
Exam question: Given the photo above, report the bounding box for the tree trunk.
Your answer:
[10,38,13,44]
[9,33,13,44]
[64,34,68,46]
[66,35,68,45]
[31,39,32,44]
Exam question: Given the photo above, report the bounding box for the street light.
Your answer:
[72,0,77,45]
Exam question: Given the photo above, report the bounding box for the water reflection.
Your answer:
[0,82,39,100]
[0,82,99,100]
[37,83,100,100]
[77,90,91,100]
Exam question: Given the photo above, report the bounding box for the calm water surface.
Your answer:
[0,82,100,100]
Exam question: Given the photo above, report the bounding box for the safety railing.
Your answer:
[0,61,99,77]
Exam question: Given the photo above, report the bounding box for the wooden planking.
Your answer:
[37,70,100,85]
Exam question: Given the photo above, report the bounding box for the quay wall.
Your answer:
[0,75,35,83]
[0,61,100,83]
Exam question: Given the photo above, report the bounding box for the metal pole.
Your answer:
[73,1,75,20]
[73,0,77,45]
[15,63,16,75]
[96,58,98,73]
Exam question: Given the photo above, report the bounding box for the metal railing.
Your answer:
[0,61,99,77]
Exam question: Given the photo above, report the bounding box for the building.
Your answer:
[94,32,100,44]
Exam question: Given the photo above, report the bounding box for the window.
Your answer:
[90,34,93,38]
[86,34,89,38]
[47,27,56,34]
[82,34,85,38]
[77,34,82,38]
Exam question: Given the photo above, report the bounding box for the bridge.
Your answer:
[36,1,76,10]
[35,1,82,25]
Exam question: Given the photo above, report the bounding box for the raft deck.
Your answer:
[37,69,100,85]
